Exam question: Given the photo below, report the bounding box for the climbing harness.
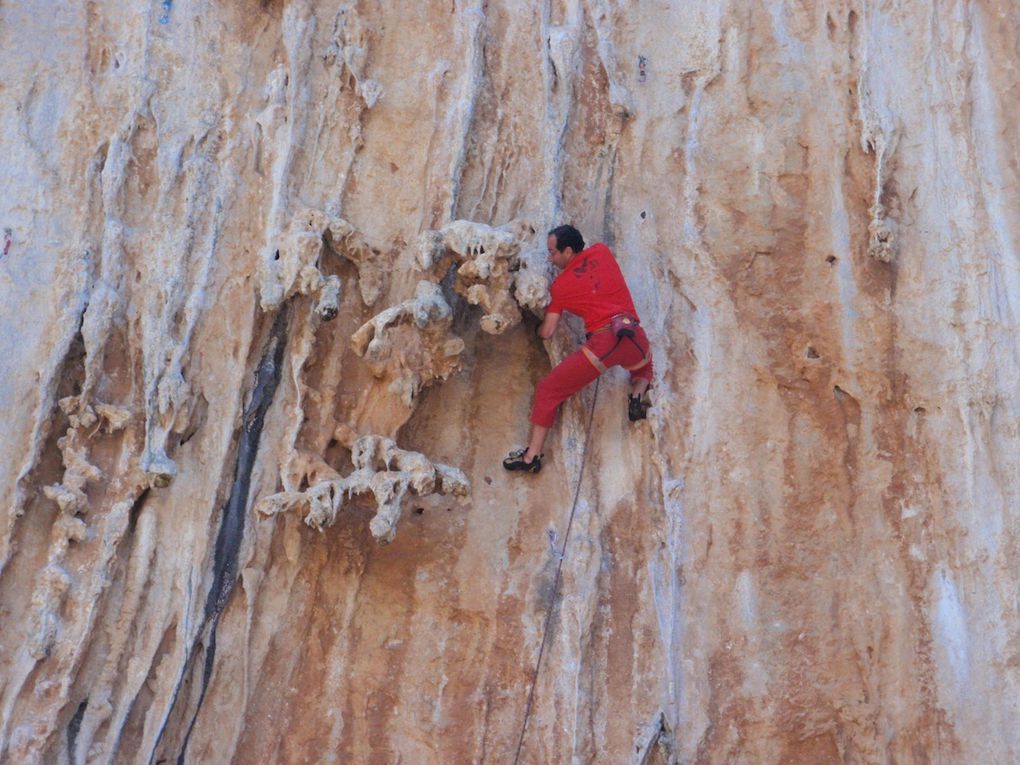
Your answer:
[581,313,651,375]
[511,376,601,765]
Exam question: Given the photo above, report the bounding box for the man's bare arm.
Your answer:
[538,311,561,339]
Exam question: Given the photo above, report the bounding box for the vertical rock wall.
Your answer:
[1,1,1018,763]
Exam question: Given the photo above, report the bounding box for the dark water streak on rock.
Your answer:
[148,307,289,765]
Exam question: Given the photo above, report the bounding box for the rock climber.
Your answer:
[503,224,653,474]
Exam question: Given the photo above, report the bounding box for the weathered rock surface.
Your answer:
[1,2,1019,763]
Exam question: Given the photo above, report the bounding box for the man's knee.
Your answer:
[534,374,556,401]
[536,361,577,397]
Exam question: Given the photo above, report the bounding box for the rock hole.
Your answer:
[128,488,151,534]
[826,255,837,264]
[484,475,492,485]
[67,697,88,758]
[273,249,280,261]
[914,406,926,414]
[413,507,424,515]
[806,346,819,359]
[640,210,646,219]
[178,395,208,447]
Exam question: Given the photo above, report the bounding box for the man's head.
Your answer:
[547,224,585,269]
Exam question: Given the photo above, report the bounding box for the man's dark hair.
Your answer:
[548,224,585,254]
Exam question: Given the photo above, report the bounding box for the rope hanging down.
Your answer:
[512,377,601,765]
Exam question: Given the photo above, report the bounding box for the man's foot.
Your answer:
[503,448,542,473]
[628,394,650,422]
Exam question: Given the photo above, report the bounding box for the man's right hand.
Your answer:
[538,311,561,339]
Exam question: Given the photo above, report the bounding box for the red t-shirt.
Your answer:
[547,243,639,334]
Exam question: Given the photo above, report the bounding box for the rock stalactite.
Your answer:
[1,3,1018,764]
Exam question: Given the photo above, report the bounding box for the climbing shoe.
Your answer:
[502,448,542,473]
[628,394,650,422]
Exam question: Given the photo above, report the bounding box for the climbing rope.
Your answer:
[511,376,601,765]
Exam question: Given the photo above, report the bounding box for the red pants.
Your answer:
[530,327,653,428]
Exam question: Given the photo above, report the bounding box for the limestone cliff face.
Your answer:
[2,2,1019,763]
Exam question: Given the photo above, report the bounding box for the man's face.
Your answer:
[547,234,573,270]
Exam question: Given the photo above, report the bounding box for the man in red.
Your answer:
[503,225,653,473]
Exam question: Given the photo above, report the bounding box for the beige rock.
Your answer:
[350,280,465,408]
[257,433,469,543]
[1,3,1018,765]
[419,218,538,334]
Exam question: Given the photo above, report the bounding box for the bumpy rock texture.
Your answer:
[1,2,1019,763]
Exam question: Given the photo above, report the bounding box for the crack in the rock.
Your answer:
[204,308,288,623]
[67,698,87,763]
[148,307,289,765]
